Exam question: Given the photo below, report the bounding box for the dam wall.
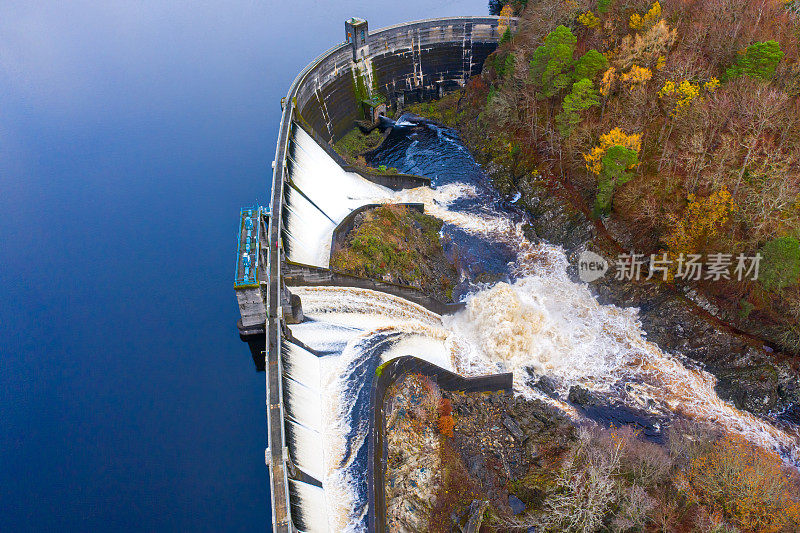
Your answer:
[266,16,514,532]
[294,17,510,143]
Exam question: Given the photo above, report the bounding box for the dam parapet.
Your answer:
[243,15,515,532]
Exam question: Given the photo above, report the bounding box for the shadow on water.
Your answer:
[336,332,404,529]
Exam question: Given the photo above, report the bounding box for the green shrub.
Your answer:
[725,41,784,81]
[759,236,800,291]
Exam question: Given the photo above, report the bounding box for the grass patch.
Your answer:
[330,205,458,302]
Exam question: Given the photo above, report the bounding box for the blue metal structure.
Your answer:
[234,205,267,287]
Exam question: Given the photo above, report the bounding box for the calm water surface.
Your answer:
[0,1,486,530]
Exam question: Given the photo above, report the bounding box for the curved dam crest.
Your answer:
[248,14,800,533]
[262,16,513,533]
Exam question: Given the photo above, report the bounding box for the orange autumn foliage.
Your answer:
[679,433,800,532]
[437,415,455,438]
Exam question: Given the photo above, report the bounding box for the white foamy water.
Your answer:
[279,127,799,532]
[285,287,457,533]
[423,187,800,463]
[283,127,391,267]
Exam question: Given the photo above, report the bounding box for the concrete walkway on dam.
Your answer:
[262,15,515,533]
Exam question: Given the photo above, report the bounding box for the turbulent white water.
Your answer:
[282,127,391,267]
[279,122,800,532]
[286,286,455,533]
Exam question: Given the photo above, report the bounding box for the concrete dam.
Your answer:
[234,16,515,533]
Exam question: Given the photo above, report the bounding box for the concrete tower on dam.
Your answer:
[235,15,515,532]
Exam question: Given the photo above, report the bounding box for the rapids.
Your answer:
[282,115,799,532]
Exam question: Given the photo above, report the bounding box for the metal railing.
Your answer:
[234,205,263,287]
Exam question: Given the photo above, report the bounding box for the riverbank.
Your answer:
[402,94,800,420]
[382,373,800,532]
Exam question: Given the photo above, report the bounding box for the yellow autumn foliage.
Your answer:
[664,188,735,255]
[600,67,615,96]
[498,4,514,35]
[583,127,642,175]
[621,64,652,92]
[630,1,662,31]
[658,79,701,116]
[703,77,720,91]
[658,78,719,117]
[578,11,601,28]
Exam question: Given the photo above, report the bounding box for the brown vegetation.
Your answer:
[423,0,800,353]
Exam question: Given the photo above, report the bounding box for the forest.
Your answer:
[462,0,800,354]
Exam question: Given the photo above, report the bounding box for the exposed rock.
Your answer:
[464,500,489,533]
[503,415,525,441]
[384,375,443,532]
[568,385,599,407]
[508,494,526,515]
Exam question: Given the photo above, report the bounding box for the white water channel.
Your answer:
[279,123,800,533]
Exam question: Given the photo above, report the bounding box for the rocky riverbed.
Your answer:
[402,95,800,420]
[383,373,573,533]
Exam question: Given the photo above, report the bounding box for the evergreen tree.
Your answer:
[529,26,577,97]
[594,145,639,216]
[557,78,600,137]
[573,49,609,81]
[726,41,784,81]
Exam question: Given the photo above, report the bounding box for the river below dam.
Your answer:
[288,116,800,532]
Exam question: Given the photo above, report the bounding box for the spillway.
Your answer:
[258,14,799,533]
[283,127,391,268]
[261,16,517,533]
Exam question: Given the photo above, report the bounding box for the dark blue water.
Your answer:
[370,116,522,288]
[0,2,487,530]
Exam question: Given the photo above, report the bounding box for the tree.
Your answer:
[530,25,577,97]
[759,237,800,292]
[680,433,800,532]
[594,145,639,216]
[499,26,513,45]
[494,52,515,77]
[629,1,661,31]
[664,188,735,256]
[584,127,642,175]
[488,0,504,15]
[621,64,652,93]
[573,49,608,81]
[577,11,601,29]
[726,41,784,80]
[556,78,600,137]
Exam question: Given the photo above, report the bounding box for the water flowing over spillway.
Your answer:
[283,127,391,268]
[281,117,800,533]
